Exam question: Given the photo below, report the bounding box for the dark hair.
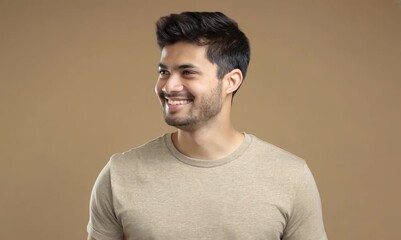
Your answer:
[156,11,250,96]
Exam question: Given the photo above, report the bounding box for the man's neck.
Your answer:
[171,125,244,161]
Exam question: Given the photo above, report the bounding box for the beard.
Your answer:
[163,81,223,130]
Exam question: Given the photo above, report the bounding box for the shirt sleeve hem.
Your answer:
[87,223,123,240]
[319,232,329,240]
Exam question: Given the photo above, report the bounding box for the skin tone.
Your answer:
[87,41,244,240]
[155,41,244,160]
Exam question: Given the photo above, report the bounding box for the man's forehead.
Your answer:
[159,42,213,69]
[161,42,207,59]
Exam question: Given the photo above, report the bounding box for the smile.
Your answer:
[164,93,194,106]
[166,98,193,105]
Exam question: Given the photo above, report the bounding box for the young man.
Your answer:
[87,12,327,240]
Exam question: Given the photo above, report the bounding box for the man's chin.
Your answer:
[164,118,189,127]
[164,115,196,127]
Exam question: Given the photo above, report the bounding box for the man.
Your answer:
[87,12,327,240]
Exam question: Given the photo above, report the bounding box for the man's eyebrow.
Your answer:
[175,64,197,70]
[158,63,198,70]
[158,63,168,69]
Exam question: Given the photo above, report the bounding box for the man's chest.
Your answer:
[112,171,290,240]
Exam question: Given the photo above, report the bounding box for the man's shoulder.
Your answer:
[247,133,306,168]
[247,134,311,187]
[109,133,170,166]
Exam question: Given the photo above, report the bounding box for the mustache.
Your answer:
[160,91,194,99]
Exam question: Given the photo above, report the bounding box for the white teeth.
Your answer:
[167,99,192,105]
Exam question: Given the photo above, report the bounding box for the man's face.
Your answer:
[155,42,224,130]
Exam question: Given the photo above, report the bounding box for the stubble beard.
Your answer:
[163,82,223,130]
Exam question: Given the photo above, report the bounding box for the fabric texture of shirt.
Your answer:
[87,133,327,240]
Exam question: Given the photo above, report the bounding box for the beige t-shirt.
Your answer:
[87,133,327,240]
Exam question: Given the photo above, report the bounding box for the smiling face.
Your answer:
[155,42,224,130]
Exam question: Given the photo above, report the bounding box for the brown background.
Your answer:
[1,0,400,239]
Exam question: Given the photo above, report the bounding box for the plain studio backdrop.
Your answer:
[1,0,400,239]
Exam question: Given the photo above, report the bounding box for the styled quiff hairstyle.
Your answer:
[156,11,250,96]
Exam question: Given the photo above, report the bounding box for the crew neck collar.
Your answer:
[163,132,253,168]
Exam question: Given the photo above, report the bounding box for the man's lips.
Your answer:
[166,97,193,106]
[160,93,194,111]
[161,92,194,106]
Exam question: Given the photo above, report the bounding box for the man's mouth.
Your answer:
[165,97,193,106]
[162,92,194,107]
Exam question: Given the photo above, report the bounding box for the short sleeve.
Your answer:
[283,163,328,240]
[87,162,124,240]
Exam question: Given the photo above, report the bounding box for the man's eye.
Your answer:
[182,70,195,75]
[158,70,170,78]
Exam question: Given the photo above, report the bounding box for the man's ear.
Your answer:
[224,69,243,95]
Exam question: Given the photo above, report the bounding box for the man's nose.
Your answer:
[162,74,184,94]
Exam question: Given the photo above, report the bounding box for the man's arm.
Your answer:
[87,161,124,239]
[87,235,96,240]
[283,163,327,240]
